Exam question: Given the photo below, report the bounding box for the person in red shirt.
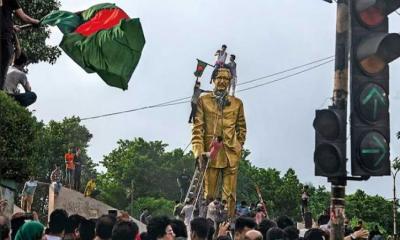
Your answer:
[64,148,75,188]
[205,136,223,161]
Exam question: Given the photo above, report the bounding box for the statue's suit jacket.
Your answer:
[192,92,247,168]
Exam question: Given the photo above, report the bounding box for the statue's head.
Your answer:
[212,67,232,92]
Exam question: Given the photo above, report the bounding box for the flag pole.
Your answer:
[196,58,215,68]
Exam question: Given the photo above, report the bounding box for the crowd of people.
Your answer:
[0,205,376,240]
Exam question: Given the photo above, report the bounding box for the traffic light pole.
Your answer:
[331,1,349,240]
[332,0,349,109]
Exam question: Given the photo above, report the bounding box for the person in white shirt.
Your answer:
[214,44,227,67]
[210,45,228,84]
[227,54,237,96]
[180,198,194,234]
[20,176,38,213]
[4,51,36,107]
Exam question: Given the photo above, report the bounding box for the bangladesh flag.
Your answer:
[194,59,208,78]
[41,3,145,90]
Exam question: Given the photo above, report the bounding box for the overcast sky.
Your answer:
[28,0,400,199]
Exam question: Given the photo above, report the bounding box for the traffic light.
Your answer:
[313,107,347,177]
[350,0,400,176]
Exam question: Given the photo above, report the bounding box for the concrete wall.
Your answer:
[48,183,146,232]
[0,185,14,217]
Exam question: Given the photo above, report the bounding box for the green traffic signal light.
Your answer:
[350,0,400,176]
[358,131,389,173]
[358,83,388,123]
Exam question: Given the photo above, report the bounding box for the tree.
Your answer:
[346,190,393,234]
[99,138,194,211]
[236,150,259,204]
[29,116,95,182]
[130,197,175,219]
[308,185,330,218]
[20,116,96,221]
[274,168,302,220]
[0,92,41,180]
[14,0,61,64]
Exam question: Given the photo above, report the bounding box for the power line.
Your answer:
[80,100,189,120]
[237,59,334,92]
[129,55,334,106]
[80,57,334,121]
[238,55,334,86]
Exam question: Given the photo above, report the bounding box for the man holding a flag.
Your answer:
[1,0,39,90]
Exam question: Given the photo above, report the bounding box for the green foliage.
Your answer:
[349,217,388,237]
[8,116,97,222]
[14,0,61,64]
[346,190,394,234]
[30,116,95,184]
[274,168,302,220]
[393,157,400,172]
[99,138,194,211]
[0,92,40,179]
[308,185,330,218]
[212,149,302,220]
[130,197,174,219]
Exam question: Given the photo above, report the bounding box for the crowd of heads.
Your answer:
[0,204,382,240]
[0,208,140,240]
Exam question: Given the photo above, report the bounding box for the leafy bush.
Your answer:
[0,92,40,180]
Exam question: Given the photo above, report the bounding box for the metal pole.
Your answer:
[332,0,349,108]
[394,171,398,240]
[330,178,346,240]
[131,179,134,216]
[330,1,349,240]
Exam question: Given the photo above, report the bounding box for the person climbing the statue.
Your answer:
[204,136,224,161]
[210,44,228,84]
[177,169,191,202]
[188,81,210,124]
[214,44,227,67]
[227,54,237,96]
[192,66,247,218]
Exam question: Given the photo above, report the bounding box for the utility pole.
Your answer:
[131,179,134,217]
[330,1,348,240]
[393,171,398,240]
[393,158,400,240]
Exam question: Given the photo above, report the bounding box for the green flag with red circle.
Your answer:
[41,3,145,90]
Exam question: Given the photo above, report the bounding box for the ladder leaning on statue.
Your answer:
[184,155,210,221]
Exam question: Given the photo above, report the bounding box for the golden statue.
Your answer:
[192,67,247,217]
